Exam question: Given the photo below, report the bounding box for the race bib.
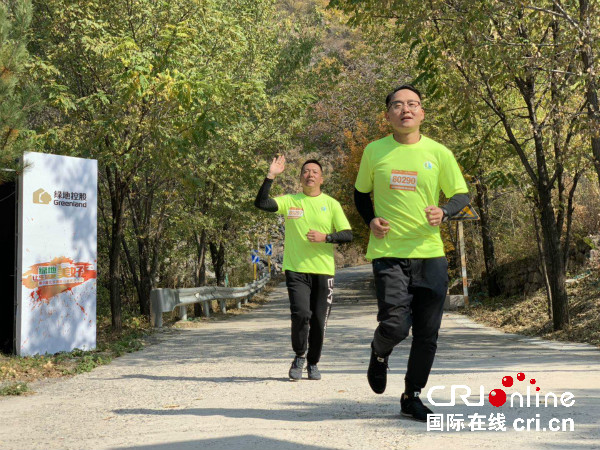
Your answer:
[390,170,417,191]
[287,207,304,219]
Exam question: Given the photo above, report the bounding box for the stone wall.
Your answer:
[489,234,599,297]
[494,256,545,296]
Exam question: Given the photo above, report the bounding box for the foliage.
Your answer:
[0,0,34,180]
[27,0,321,327]
[329,0,597,329]
[7,0,596,335]
[0,382,29,396]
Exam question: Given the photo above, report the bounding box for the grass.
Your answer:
[461,271,600,347]
[0,382,29,396]
[0,315,152,396]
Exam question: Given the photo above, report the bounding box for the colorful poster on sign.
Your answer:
[16,152,97,356]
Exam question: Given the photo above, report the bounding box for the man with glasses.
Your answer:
[353,85,469,421]
[255,156,352,381]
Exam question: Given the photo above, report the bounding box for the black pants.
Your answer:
[372,257,448,391]
[285,270,334,365]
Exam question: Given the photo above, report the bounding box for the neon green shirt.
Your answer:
[275,193,351,276]
[355,134,468,259]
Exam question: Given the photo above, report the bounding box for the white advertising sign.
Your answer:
[16,152,97,356]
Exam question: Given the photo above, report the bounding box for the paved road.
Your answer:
[2,265,599,450]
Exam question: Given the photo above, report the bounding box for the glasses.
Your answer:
[388,100,421,112]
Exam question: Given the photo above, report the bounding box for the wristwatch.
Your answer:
[325,234,333,243]
[441,207,449,223]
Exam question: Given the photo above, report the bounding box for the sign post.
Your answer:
[265,244,272,274]
[449,204,480,307]
[251,250,259,281]
[16,152,98,356]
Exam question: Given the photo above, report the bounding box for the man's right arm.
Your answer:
[353,188,375,226]
[254,178,278,212]
[354,188,390,239]
[354,147,390,239]
[255,155,286,212]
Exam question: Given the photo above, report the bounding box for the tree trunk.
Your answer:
[533,207,552,319]
[538,192,569,329]
[135,188,153,318]
[121,235,142,306]
[209,241,226,286]
[579,0,600,189]
[563,172,582,274]
[515,72,570,331]
[106,165,126,332]
[194,229,207,316]
[127,182,167,319]
[473,175,500,296]
[138,264,152,318]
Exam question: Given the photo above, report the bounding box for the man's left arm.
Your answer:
[306,200,353,243]
[425,149,470,226]
[425,194,470,226]
[328,199,353,243]
[326,229,353,243]
[306,229,353,243]
[440,193,470,219]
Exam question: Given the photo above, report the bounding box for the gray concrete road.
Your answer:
[1,265,599,450]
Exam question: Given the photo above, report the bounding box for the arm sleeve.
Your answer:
[254,178,278,212]
[443,193,470,217]
[354,188,375,226]
[328,229,353,243]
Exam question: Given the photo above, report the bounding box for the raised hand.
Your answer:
[267,155,286,179]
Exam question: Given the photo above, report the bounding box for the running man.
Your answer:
[354,85,469,421]
[255,156,352,381]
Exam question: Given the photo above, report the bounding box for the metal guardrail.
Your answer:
[150,274,271,328]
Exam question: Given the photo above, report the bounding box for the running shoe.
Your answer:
[401,392,433,422]
[289,356,305,381]
[307,364,321,380]
[367,345,389,394]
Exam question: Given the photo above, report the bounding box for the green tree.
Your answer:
[30,0,245,329]
[331,0,589,330]
[521,1,600,190]
[30,0,320,328]
[0,0,33,179]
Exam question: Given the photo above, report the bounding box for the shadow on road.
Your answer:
[111,436,340,450]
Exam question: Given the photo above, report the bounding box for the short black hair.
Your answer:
[385,84,422,109]
[301,159,323,173]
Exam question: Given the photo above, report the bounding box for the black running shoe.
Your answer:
[307,364,321,380]
[288,356,305,381]
[367,345,389,394]
[401,392,433,422]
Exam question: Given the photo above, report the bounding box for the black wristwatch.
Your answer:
[441,207,449,223]
[325,234,333,243]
